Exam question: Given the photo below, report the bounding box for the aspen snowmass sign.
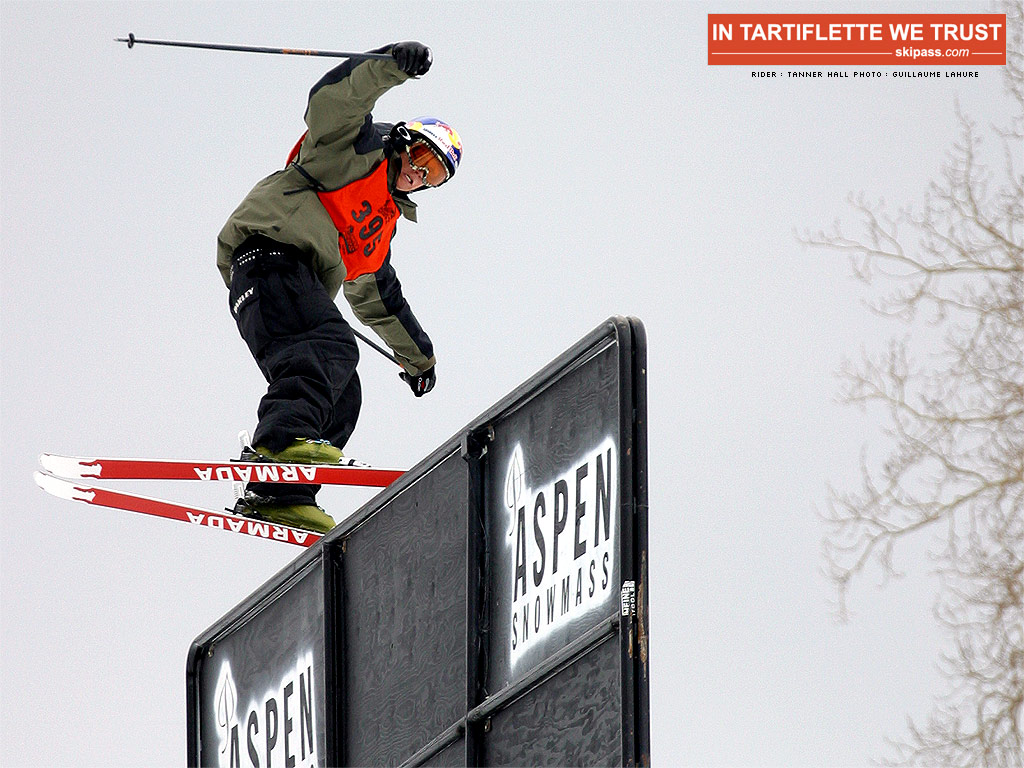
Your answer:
[213,651,319,768]
[503,439,618,667]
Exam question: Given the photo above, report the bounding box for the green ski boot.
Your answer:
[232,492,336,534]
[242,438,346,465]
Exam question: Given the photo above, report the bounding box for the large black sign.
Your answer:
[191,558,327,768]
[486,337,622,691]
[188,316,649,767]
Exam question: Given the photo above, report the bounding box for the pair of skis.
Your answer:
[34,452,405,548]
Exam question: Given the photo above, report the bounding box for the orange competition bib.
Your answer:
[315,162,400,281]
[286,132,399,281]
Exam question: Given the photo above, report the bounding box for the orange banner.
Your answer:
[707,14,1006,65]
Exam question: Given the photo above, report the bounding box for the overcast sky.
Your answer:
[1,1,1014,766]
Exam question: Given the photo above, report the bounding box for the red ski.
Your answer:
[39,453,404,487]
[34,471,321,547]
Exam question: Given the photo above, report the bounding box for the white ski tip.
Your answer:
[39,454,95,480]
[34,471,95,503]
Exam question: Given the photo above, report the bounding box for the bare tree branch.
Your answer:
[802,2,1024,763]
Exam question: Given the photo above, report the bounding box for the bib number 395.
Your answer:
[351,201,383,256]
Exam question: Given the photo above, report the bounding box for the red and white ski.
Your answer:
[34,471,322,547]
[39,453,404,487]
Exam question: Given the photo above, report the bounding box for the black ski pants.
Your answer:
[229,235,361,503]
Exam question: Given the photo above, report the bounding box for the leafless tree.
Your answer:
[803,3,1023,764]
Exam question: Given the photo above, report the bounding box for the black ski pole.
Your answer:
[115,32,393,60]
[351,328,403,367]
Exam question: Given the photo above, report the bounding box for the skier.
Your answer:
[216,41,462,533]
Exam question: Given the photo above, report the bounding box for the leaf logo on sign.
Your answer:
[215,662,238,757]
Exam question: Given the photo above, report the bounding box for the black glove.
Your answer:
[391,41,432,76]
[400,366,436,397]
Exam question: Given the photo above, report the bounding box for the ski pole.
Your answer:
[115,32,393,60]
[351,328,403,367]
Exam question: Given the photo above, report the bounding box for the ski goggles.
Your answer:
[407,140,450,188]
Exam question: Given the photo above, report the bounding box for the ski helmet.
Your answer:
[405,117,463,184]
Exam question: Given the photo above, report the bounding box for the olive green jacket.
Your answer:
[217,46,435,374]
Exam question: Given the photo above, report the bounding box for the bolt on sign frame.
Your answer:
[187,316,649,767]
